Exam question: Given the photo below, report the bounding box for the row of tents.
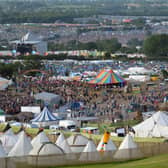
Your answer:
[0,129,142,162]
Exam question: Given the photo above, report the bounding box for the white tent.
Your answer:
[128,75,150,82]
[0,141,6,158]
[56,133,65,147]
[67,134,89,153]
[59,140,72,154]
[79,139,101,161]
[29,142,64,156]
[133,111,168,138]
[31,131,50,148]
[114,134,142,160]
[0,128,18,153]
[97,137,117,152]
[127,67,153,75]
[8,131,33,157]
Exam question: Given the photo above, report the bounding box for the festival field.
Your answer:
[52,153,168,168]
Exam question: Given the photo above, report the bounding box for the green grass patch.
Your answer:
[49,153,168,168]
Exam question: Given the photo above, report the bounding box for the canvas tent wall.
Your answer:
[67,134,89,153]
[31,131,50,148]
[133,111,168,138]
[114,134,143,160]
[8,131,32,157]
[31,107,58,127]
[0,128,18,153]
[79,139,101,161]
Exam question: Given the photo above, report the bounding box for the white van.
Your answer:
[59,120,76,131]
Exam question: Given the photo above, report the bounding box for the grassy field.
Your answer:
[51,153,168,168]
[0,123,165,143]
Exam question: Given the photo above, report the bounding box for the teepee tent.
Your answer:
[31,107,58,127]
[8,131,33,157]
[0,141,6,158]
[56,133,65,147]
[29,142,64,156]
[88,69,126,87]
[79,139,101,161]
[59,139,72,154]
[133,111,168,138]
[0,128,18,153]
[97,132,117,152]
[67,134,89,153]
[114,134,142,160]
[31,131,50,148]
[28,142,65,166]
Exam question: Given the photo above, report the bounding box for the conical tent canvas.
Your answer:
[56,133,65,147]
[31,131,50,148]
[0,128,18,153]
[97,137,117,152]
[88,69,126,86]
[59,139,72,153]
[8,131,33,157]
[79,140,101,161]
[133,111,168,138]
[29,142,64,156]
[67,134,89,153]
[114,134,143,160]
[31,107,57,122]
[0,142,6,158]
[118,134,137,150]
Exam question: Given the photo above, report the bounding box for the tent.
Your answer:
[127,67,153,75]
[59,139,72,154]
[79,139,101,161]
[67,134,89,153]
[88,69,126,86]
[31,107,58,127]
[28,142,65,166]
[8,131,33,157]
[29,142,64,156]
[31,131,50,148]
[56,133,66,147]
[97,137,117,152]
[114,134,143,160]
[133,111,168,138]
[0,141,6,158]
[34,92,62,105]
[0,128,18,153]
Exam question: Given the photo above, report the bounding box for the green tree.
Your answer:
[143,34,168,58]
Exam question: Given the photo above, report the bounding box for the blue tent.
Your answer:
[31,107,57,122]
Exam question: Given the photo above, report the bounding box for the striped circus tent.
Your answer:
[88,69,126,86]
[31,107,58,126]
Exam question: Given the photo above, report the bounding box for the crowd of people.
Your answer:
[0,73,167,122]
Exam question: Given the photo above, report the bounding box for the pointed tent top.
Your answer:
[118,134,137,150]
[31,106,57,122]
[59,139,72,153]
[83,139,97,153]
[67,133,89,146]
[88,69,125,85]
[56,133,65,147]
[29,142,64,156]
[97,136,116,152]
[31,131,50,148]
[8,131,32,157]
